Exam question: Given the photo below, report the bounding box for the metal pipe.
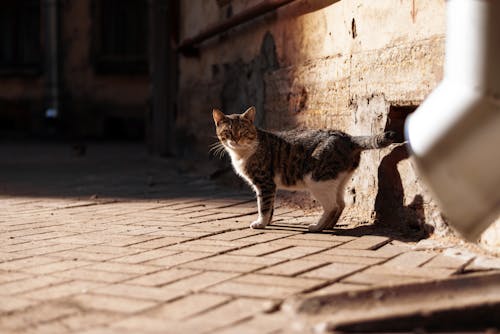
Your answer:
[405,0,500,241]
[177,0,296,52]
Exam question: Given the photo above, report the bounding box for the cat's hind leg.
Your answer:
[324,172,351,230]
[306,178,341,232]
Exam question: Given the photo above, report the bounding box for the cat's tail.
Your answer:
[352,131,396,150]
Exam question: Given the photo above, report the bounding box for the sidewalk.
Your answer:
[0,143,498,333]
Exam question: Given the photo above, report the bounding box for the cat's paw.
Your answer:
[250,220,267,229]
[308,223,324,233]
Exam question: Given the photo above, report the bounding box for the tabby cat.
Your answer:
[212,106,395,232]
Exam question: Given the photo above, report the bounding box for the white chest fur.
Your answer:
[227,150,256,191]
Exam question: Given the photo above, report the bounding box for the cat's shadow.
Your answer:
[265,223,426,242]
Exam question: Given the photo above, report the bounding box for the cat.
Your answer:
[212,106,395,232]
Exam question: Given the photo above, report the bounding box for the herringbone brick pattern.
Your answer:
[0,144,498,333]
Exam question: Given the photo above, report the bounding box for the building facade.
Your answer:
[0,0,150,139]
[177,0,498,248]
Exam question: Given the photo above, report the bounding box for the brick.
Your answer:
[20,280,104,300]
[108,316,187,334]
[301,262,366,280]
[71,293,157,313]
[93,283,185,302]
[163,242,241,253]
[287,234,355,243]
[0,270,31,284]
[201,254,284,266]
[0,256,59,271]
[0,275,67,295]
[20,259,93,275]
[146,251,210,267]
[336,236,391,250]
[215,313,289,334]
[234,274,324,289]
[112,249,179,264]
[323,247,401,258]
[424,253,473,270]
[257,229,302,236]
[365,265,456,278]
[264,246,324,259]
[302,253,385,265]
[147,293,230,320]
[79,245,138,255]
[18,231,76,241]
[162,271,239,292]
[343,271,427,286]
[103,225,161,236]
[270,237,340,248]
[125,268,200,286]
[237,233,289,243]
[228,243,291,256]
[147,229,212,238]
[467,257,500,271]
[0,242,42,254]
[259,259,328,276]
[375,243,412,256]
[106,235,161,247]
[0,296,37,312]
[47,249,120,261]
[205,229,263,241]
[181,298,271,329]
[185,210,232,220]
[47,311,122,333]
[44,234,106,246]
[0,303,79,331]
[129,236,190,249]
[207,280,298,299]
[180,260,263,273]
[310,282,369,296]
[14,243,83,257]
[85,262,159,275]
[21,320,72,334]
[383,251,436,268]
[55,268,134,283]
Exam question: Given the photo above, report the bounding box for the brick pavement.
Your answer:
[0,143,499,333]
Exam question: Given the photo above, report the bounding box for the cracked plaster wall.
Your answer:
[178,0,499,248]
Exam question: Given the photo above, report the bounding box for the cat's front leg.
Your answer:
[250,184,276,229]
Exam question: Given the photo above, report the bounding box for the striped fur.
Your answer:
[213,107,394,231]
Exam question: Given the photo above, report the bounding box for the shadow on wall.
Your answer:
[220,31,279,127]
[374,106,433,238]
[208,32,280,185]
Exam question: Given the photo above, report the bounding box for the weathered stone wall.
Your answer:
[178,0,499,248]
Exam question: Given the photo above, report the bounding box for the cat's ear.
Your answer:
[242,106,256,123]
[212,109,225,125]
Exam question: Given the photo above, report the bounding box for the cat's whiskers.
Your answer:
[209,141,227,159]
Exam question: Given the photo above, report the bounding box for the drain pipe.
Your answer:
[405,0,500,241]
[44,0,60,123]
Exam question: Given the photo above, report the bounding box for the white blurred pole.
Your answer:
[405,0,500,241]
[44,0,59,120]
